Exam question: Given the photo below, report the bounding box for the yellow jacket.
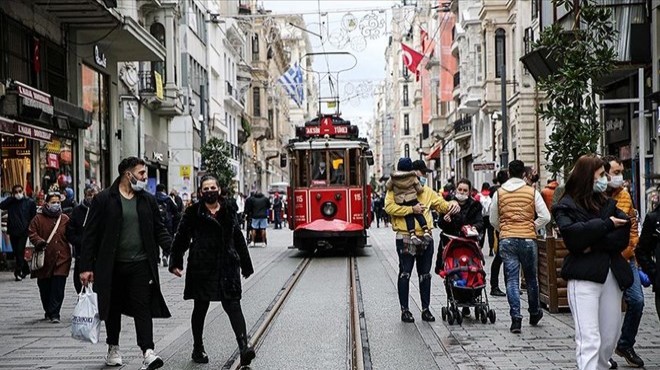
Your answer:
[611,188,639,260]
[384,186,450,235]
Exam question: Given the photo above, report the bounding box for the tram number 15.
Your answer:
[353,193,361,201]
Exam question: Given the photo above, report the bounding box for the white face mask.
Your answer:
[608,174,624,189]
[14,193,24,200]
[128,172,147,192]
[455,193,469,202]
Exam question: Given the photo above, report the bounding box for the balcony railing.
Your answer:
[453,116,471,136]
[138,70,164,96]
[225,81,245,106]
[227,142,243,161]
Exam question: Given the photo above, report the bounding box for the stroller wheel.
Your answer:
[480,308,488,324]
[487,309,496,324]
[441,307,448,321]
[455,310,463,325]
[447,310,455,325]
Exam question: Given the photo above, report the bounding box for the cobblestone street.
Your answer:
[0,226,658,369]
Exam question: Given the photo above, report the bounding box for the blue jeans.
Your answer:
[396,238,434,311]
[499,238,541,319]
[617,260,644,349]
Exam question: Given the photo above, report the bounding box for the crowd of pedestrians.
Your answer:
[2,153,660,370]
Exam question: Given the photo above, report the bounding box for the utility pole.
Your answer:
[500,64,509,168]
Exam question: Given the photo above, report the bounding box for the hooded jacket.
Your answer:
[385,171,424,204]
[245,192,270,219]
[384,185,451,235]
[490,178,551,238]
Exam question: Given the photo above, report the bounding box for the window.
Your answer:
[402,59,409,78]
[252,87,261,117]
[475,45,483,82]
[82,64,110,189]
[150,23,166,83]
[403,84,409,106]
[531,0,539,20]
[404,144,410,158]
[403,114,410,136]
[267,109,274,139]
[483,31,487,78]
[252,36,259,61]
[5,18,30,85]
[495,28,506,78]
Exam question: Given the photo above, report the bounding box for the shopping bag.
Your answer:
[71,284,101,344]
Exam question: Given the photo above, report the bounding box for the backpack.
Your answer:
[157,199,171,225]
[480,195,492,217]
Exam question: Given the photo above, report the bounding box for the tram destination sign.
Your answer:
[305,124,348,136]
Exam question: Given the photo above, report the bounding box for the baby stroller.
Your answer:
[439,226,496,325]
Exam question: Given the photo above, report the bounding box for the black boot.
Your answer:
[192,344,209,364]
[237,335,255,367]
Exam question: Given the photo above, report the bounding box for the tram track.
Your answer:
[223,254,372,370]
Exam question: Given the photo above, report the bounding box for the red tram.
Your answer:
[281,114,374,251]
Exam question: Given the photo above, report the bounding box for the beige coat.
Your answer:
[386,171,423,204]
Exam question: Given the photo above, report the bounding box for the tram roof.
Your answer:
[286,139,370,151]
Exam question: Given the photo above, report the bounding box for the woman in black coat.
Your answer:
[636,205,660,321]
[435,178,483,317]
[553,155,632,370]
[436,178,484,253]
[169,175,255,366]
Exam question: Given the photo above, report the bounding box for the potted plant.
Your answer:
[532,0,617,312]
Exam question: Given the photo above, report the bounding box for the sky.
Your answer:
[261,0,399,131]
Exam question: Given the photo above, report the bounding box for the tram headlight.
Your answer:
[321,201,337,218]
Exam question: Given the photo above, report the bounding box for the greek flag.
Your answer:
[278,63,304,107]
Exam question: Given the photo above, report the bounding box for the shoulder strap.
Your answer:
[46,215,62,244]
[82,207,90,227]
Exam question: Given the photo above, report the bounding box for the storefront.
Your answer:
[81,64,111,190]
[144,134,169,193]
[0,81,85,202]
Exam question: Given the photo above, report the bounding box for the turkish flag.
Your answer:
[401,43,424,75]
[420,28,435,56]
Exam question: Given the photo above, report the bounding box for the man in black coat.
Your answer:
[66,186,99,294]
[79,157,172,370]
[0,184,37,281]
[636,205,660,322]
[245,191,270,246]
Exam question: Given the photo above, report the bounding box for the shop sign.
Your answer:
[15,149,31,156]
[472,162,498,172]
[94,45,107,68]
[152,151,164,162]
[604,105,630,144]
[15,82,53,115]
[47,153,60,169]
[180,165,191,178]
[15,122,53,142]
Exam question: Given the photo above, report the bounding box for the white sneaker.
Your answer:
[105,345,123,366]
[141,349,164,370]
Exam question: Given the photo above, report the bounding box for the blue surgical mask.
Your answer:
[419,177,427,186]
[593,176,608,193]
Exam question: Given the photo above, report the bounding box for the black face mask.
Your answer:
[201,191,219,204]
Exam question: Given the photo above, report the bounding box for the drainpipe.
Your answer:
[534,86,541,175]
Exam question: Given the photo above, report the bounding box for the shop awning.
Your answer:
[0,116,15,135]
[426,142,443,160]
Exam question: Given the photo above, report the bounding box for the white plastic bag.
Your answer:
[71,284,101,344]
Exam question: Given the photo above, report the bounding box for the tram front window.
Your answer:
[310,150,346,186]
